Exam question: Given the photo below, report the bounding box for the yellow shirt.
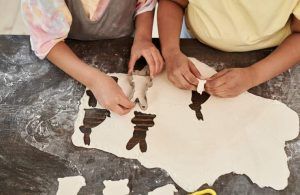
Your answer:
[186,0,300,52]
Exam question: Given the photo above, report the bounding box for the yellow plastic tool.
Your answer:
[190,188,217,195]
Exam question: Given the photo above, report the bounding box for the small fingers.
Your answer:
[206,81,237,98]
[206,86,227,96]
[208,69,230,81]
[206,82,228,95]
[212,90,237,98]
[151,50,161,76]
[172,73,195,90]
[188,61,201,79]
[102,95,134,116]
[119,95,135,109]
[128,54,139,74]
[206,78,227,90]
[183,71,199,86]
[147,48,164,77]
[112,105,132,115]
[206,71,231,89]
[155,49,165,74]
[142,51,156,78]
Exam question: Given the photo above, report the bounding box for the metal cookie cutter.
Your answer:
[128,66,153,111]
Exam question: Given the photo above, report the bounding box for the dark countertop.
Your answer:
[0,35,299,195]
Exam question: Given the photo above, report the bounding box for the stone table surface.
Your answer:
[0,35,299,195]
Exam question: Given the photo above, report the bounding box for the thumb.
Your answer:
[119,91,135,109]
[208,69,230,81]
[188,61,201,79]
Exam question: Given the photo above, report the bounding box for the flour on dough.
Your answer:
[103,179,130,195]
[72,58,299,192]
[149,184,178,195]
[57,176,86,195]
[197,79,207,94]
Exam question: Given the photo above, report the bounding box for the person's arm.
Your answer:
[22,0,133,115]
[206,16,300,98]
[158,0,200,90]
[251,16,300,85]
[47,42,134,115]
[129,10,164,78]
[159,0,187,56]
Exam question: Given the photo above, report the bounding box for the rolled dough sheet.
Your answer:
[57,176,86,195]
[148,184,178,195]
[72,58,299,192]
[103,179,130,195]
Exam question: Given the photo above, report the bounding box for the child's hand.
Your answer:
[89,70,135,115]
[129,40,164,78]
[164,50,201,90]
[205,67,255,98]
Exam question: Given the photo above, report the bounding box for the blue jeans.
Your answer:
[180,18,193,39]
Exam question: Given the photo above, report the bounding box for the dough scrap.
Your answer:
[72,58,299,192]
[57,176,86,195]
[103,179,130,195]
[197,79,207,94]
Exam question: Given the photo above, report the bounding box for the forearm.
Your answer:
[158,0,186,58]
[47,41,101,88]
[250,33,300,86]
[135,11,154,42]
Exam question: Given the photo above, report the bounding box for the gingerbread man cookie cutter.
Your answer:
[128,66,153,111]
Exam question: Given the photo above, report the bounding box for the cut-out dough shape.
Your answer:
[79,108,111,145]
[72,58,299,192]
[103,179,130,195]
[126,111,156,152]
[189,91,211,121]
[148,184,178,195]
[57,176,86,195]
[86,90,97,108]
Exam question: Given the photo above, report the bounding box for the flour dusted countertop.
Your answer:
[0,35,299,195]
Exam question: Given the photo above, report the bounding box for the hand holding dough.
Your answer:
[197,79,207,94]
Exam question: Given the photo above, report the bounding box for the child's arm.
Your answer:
[158,0,200,90]
[129,10,164,78]
[206,16,300,98]
[21,0,134,115]
[47,42,134,115]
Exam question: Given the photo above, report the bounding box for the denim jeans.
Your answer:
[180,18,193,39]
